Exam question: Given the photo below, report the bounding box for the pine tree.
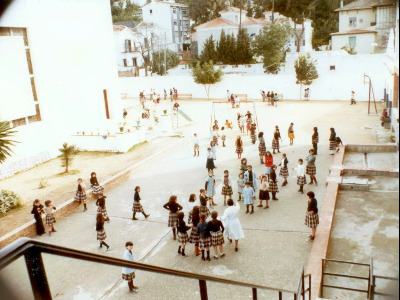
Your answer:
[216,30,228,64]
[236,28,253,64]
[200,35,217,63]
[226,33,237,65]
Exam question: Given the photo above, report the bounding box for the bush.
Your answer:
[0,190,22,215]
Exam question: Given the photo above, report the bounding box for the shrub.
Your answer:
[38,179,49,189]
[0,190,22,215]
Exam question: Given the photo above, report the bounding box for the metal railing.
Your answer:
[0,238,311,300]
[321,258,399,299]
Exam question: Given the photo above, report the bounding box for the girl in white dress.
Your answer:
[222,199,244,252]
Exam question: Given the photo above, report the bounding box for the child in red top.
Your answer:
[264,151,274,181]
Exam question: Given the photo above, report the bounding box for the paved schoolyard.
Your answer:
[0,101,384,300]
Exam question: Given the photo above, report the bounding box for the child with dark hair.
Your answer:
[222,199,244,252]
[199,190,211,218]
[177,212,191,257]
[189,206,201,256]
[235,136,244,159]
[207,211,225,259]
[250,123,257,144]
[329,128,336,155]
[243,182,256,214]
[205,170,216,208]
[288,123,295,146]
[306,149,318,186]
[293,159,306,194]
[163,195,183,240]
[31,199,45,236]
[335,136,344,153]
[90,172,104,198]
[74,178,87,212]
[96,213,109,250]
[96,195,110,222]
[312,127,319,155]
[132,186,150,220]
[44,200,57,236]
[268,165,279,201]
[122,241,137,293]
[188,193,198,212]
[206,148,216,172]
[221,170,233,206]
[237,173,245,202]
[258,175,270,209]
[279,153,289,187]
[305,192,319,241]
[197,214,211,261]
[258,132,266,164]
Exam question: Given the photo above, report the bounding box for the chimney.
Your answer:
[340,0,344,8]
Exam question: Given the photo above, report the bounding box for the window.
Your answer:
[330,65,336,70]
[132,58,137,67]
[349,17,357,27]
[359,19,363,24]
[349,36,356,47]
[125,39,132,52]
[174,21,178,25]
[235,15,239,23]
[123,59,128,67]
[182,9,188,16]
[173,8,177,14]
[150,9,153,14]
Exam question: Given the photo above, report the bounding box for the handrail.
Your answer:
[0,238,304,299]
[322,258,370,266]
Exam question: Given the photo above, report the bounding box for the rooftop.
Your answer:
[144,0,188,8]
[336,0,395,12]
[220,6,248,13]
[113,25,127,32]
[330,28,378,35]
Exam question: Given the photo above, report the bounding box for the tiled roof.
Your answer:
[146,0,188,8]
[113,25,127,32]
[336,0,395,11]
[330,29,378,35]
[242,17,266,25]
[196,18,238,29]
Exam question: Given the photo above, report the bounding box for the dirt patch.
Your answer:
[0,137,178,236]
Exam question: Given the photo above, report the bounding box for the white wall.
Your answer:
[0,0,123,166]
[113,28,144,72]
[197,26,239,55]
[332,33,376,54]
[339,9,376,32]
[119,52,390,102]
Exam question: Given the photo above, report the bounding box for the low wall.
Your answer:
[342,167,399,177]
[346,143,398,153]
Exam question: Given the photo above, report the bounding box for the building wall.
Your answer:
[0,0,122,164]
[338,9,376,32]
[113,29,143,73]
[197,26,240,55]
[332,33,376,54]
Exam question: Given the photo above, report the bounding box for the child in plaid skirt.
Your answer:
[305,192,319,241]
[293,159,307,194]
[199,189,211,218]
[258,132,266,164]
[96,213,109,250]
[44,200,57,236]
[197,214,211,261]
[235,137,244,159]
[122,241,138,293]
[268,165,279,201]
[74,178,87,212]
[279,154,289,186]
[221,170,233,206]
[312,127,319,155]
[207,211,225,259]
[90,172,104,198]
[163,195,183,240]
[96,195,110,222]
[221,127,226,147]
[189,206,201,256]
[329,128,336,155]
[132,186,150,220]
[177,212,191,257]
[250,123,257,144]
[306,149,318,186]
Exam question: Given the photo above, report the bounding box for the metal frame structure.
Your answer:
[321,258,399,299]
[0,238,311,300]
[364,73,378,115]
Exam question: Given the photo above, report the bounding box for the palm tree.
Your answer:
[59,143,79,173]
[0,121,18,164]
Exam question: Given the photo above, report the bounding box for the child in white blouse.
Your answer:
[293,159,307,194]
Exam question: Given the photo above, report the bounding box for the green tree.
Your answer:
[152,50,180,75]
[0,121,18,164]
[216,30,229,64]
[200,35,218,63]
[189,0,227,25]
[295,53,318,100]
[235,28,253,64]
[192,61,223,100]
[253,23,291,73]
[110,0,141,23]
[59,143,79,173]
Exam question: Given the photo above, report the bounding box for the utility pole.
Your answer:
[164,31,167,76]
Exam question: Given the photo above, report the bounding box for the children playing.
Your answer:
[122,241,138,293]
[258,175,270,209]
[205,171,216,208]
[197,214,211,261]
[163,195,183,240]
[279,154,289,187]
[206,148,216,172]
[243,182,256,214]
[96,212,109,250]
[221,170,233,206]
[177,212,191,257]
[221,127,226,147]
[132,186,150,220]
[44,200,57,236]
[208,211,225,259]
[199,189,211,217]
[237,173,245,202]
[189,206,201,256]
[235,136,244,159]
[74,178,87,212]
[293,159,307,194]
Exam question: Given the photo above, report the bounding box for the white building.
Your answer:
[0,0,123,177]
[141,0,191,52]
[195,7,313,56]
[331,0,396,54]
[113,25,144,77]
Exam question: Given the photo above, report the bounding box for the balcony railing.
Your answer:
[0,238,311,300]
